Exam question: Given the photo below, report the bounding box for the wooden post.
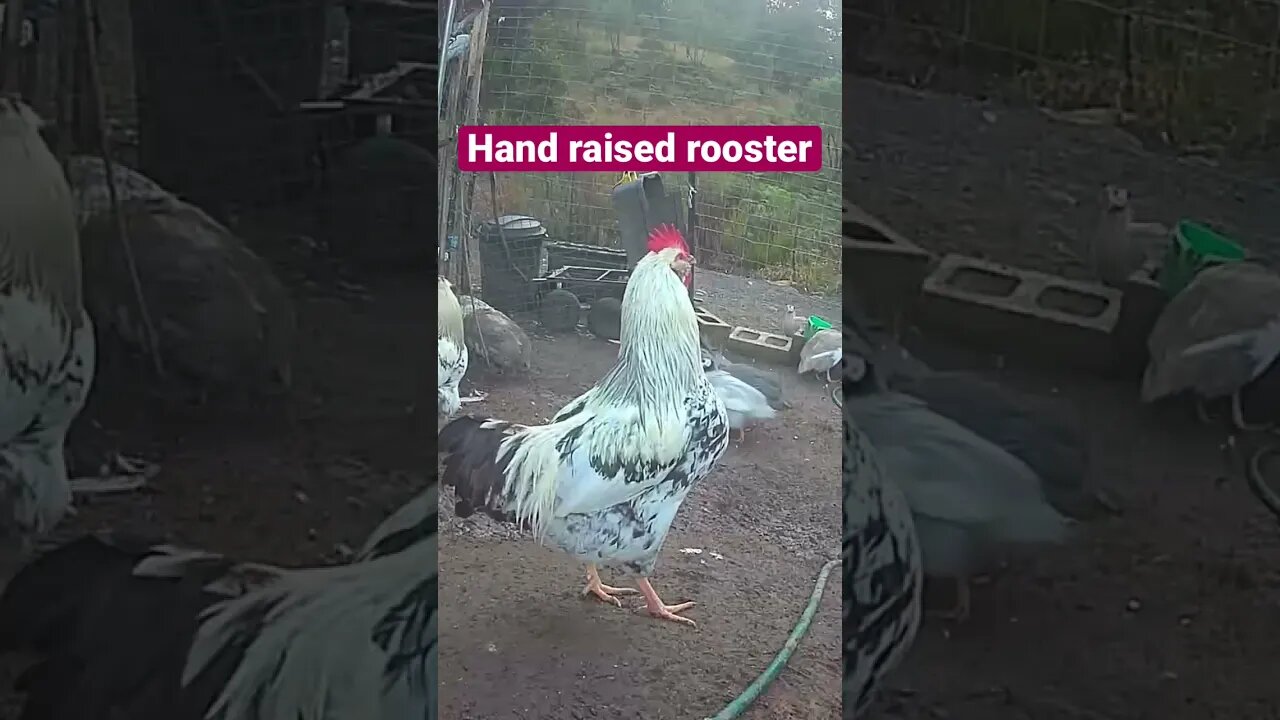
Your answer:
[0,0,26,93]
[438,50,461,279]
[440,0,489,285]
[454,0,489,294]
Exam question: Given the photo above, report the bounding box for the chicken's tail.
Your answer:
[0,535,139,657]
[0,533,288,719]
[0,534,278,657]
[0,535,145,717]
[357,484,438,561]
[439,415,562,536]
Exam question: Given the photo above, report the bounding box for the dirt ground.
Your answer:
[0,258,436,714]
[0,244,840,718]
[437,287,842,720]
[848,76,1280,720]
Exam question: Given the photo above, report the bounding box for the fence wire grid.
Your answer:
[453,0,841,314]
[848,0,1280,290]
[6,0,435,391]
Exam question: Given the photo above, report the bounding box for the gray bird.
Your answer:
[889,371,1093,518]
[1142,260,1280,430]
[702,348,790,410]
[845,352,1071,622]
[845,315,1094,517]
[705,369,775,443]
[458,295,532,374]
[798,328,841,382]
[699,348,783,442]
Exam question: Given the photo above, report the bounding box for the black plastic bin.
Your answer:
[610,173,682,267]
[477,215,548,314]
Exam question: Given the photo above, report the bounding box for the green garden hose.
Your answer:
[703,556,841,720]
[1249,443,1280,521]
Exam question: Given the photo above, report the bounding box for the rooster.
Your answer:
[439,225,729,627]
[0,97,123,553]
[0,483,439,719]
[438,275,468,416]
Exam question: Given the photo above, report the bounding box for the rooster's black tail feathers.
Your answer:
[438,415,521,524]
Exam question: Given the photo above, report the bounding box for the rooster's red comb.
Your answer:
[646,224,689,255]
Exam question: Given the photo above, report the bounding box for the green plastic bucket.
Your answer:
[805,315,832,340]
[1157,220,1246,296]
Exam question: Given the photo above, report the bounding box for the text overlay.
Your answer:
[457,125,823,172]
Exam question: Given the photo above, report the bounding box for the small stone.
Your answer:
[1126,598,1142,612]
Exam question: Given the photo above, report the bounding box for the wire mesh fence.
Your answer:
[848,0,1280,295]
[447,0,842,319]
[6,0,435,397]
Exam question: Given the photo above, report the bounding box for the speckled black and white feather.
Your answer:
[0,98,95,549]
[438,276,467,416]
[0,484,438,720]
[439,247,729,577]
[843,328,923,718]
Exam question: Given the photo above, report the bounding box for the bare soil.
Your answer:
[0,267,434,717]
[848,76,1280,720]
[0,249,841,718]
[438,328,842,720]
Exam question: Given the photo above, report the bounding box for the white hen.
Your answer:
[438,275,467,416]
[0,98,97,552]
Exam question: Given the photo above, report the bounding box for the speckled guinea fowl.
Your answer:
[700,349,782,442]
[845,350,1071,621]
[846,316,1094,518]
[843,336,923,717]
[888,370,1092,517]
[701,347,789,411]
[1142,260,1280,430]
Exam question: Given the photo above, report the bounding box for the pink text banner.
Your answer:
[456,125,823,173]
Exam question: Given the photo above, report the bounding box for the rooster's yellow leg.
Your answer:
[636,577,697,627]
[732,427,746,443]
[582,563,638,607]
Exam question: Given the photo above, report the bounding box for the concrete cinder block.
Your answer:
[917,254,1123,373]
[1113,261,1168,377]
[791,327,809,363]
[843,202,934,323]
[695,307,733,346]
[726,326,794,366]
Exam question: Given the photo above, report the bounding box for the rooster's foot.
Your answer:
[69,476,150,495]
[637,577,697,627]
[69,454,157,496]
[582,564,638,607]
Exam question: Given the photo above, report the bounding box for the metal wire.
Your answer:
[469,2,843,312]
[850,0,1280,287]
